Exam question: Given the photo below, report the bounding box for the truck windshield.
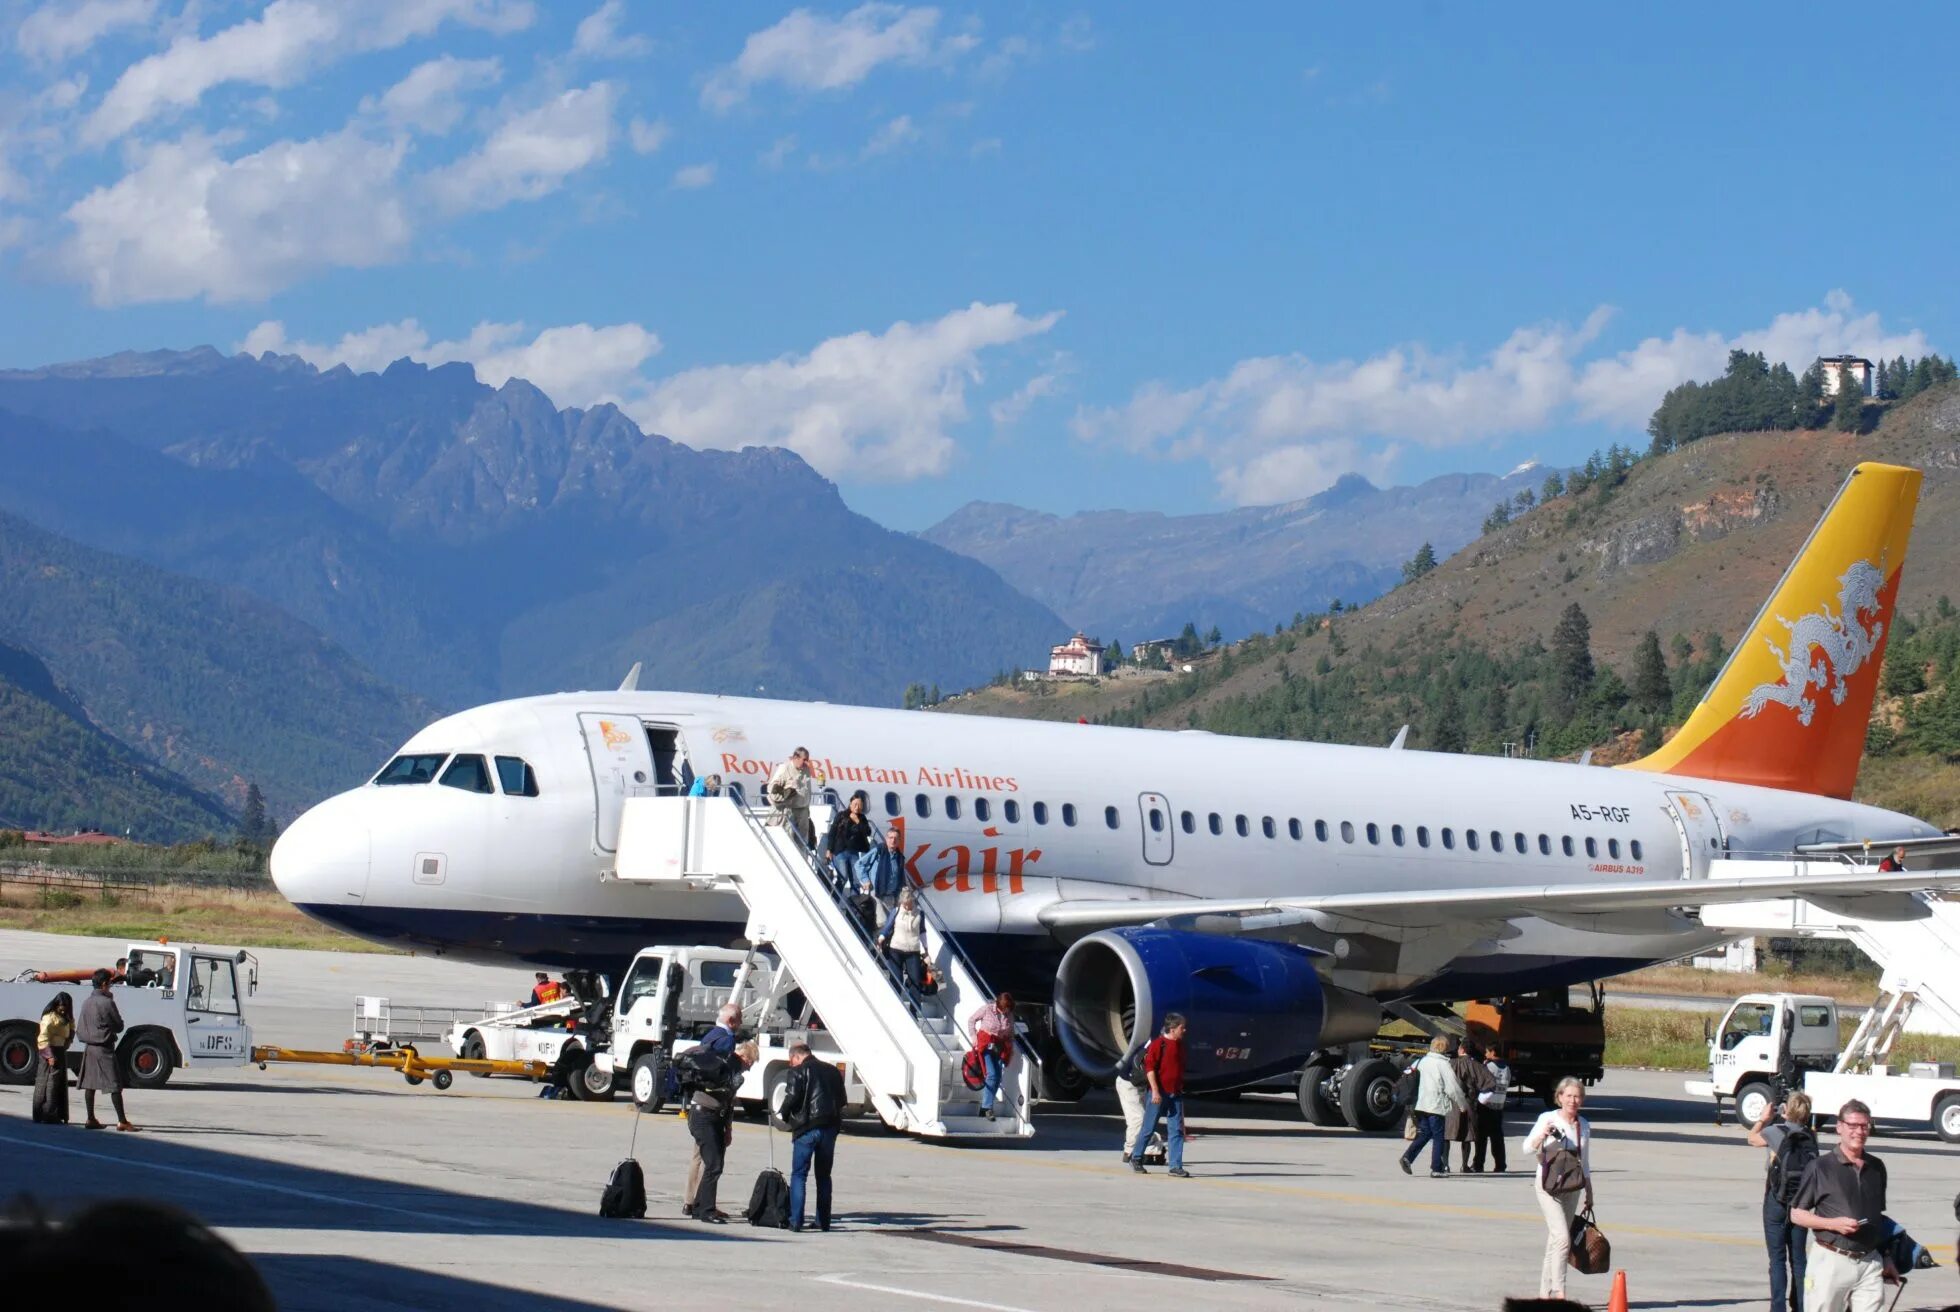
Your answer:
[189,958,239,1015]
[1721,1001,1774,1050]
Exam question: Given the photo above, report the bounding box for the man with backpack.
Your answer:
[1751,1090,1816,1312]
[681,1040,758,1224]
[681,1007,742,1218]
[1130,1013,1191,1178]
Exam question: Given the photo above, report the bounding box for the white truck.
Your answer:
[0,942,259,1090]
[587,944,866,1121]
[1685,990,1960,1142]
[445,992,611,1097]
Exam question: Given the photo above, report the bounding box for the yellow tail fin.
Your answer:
[1623,461,1921,799]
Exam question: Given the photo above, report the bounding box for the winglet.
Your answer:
[1388,725,1409,750]
[618,661,642,692]
[1623,462,1921,799]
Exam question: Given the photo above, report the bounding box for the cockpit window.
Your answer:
[375,754,447,785]
[439,755,493,794]
[495,756,540,797]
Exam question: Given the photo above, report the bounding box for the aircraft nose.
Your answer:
[270,793,371,910]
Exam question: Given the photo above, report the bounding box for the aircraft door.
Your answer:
[1138,792,1174,866]
[579,713,656,853]
[1664,790,1726,880]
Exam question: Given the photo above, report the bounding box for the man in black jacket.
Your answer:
[779,1042,846,1232]
[686,1041,757,1224]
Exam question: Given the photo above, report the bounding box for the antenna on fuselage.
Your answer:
[618,662,643,692]
[1387,724,1409,750]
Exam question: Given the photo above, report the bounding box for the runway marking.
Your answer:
[812,1273,1041,1311]
[0,1129,492,1230]
[892,1227,1272,1281]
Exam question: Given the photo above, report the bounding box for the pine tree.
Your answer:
[239,783,269,848]
[1402,542,1437,584]
[1632,629,1671,712]
[1428,682,1467,753]
[1540,471,1565,501]
[1204,624,1223,648]
[1551,603,1595,713]
[1833,368,1865,431]
[1484,681,1509,738]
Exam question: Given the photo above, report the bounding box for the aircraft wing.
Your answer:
[1035,866,1960,933]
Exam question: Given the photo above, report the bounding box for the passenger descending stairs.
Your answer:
[1698,856,1960,1037]
[611,795,1034,1138]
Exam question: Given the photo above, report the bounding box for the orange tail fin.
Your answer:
[1623,461,1921,799]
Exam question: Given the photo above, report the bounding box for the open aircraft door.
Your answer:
[579,712,655,853]
[1138,792,1174,866]
[1665,790,1726,880]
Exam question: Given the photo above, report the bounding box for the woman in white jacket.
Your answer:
[1522,1076,1595,1298]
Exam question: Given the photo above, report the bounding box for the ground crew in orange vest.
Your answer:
[525,973,566,1007]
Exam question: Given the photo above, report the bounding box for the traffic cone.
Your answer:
[1607,1269,1628,1312]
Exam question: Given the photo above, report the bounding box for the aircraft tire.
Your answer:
[1339,1056,1401,1133]
[1036,1040,1091,1102]
[1297,1061,1344,1126]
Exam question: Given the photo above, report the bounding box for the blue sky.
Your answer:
[2,2,1955,530]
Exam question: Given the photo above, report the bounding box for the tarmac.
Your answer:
[3,929,1958,1312]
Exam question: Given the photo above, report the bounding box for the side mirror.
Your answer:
[1702,1017,1712,1043]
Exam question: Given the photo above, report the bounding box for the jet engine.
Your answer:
[1053,927,1382,1091]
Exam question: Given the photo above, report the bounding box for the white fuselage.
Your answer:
[270,691,1937,1004]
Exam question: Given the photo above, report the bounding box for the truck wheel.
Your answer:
[766,1066,792,1130]
[0,1023,35,1085]
[1297,1061,1344,1126]
[1339,1057,1402,1133]
[1037,1040,1091,1102]
[460,1031,490,1077]
[571,1050,616,1102]
[1735,1081,1774,1128]
[1935,1093,1960,1144]
[631,1052,669,1113]
[119,1030,174,1090]
[432,1069,454,1091]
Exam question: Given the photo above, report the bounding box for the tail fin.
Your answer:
[1624,462,1921,799]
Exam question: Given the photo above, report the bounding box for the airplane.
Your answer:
[272,461,1951,1096]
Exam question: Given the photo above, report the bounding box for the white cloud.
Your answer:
[1075,294,1935,506]
[627,116,670,155]
[671,161,715,189]
[425,82,616,213]
[572,0,650,59]
[16,0,156,64]
[633,301,1061,480]
[62,129,410,304]
[83,0,535,144]
[240,317,662,409]
[702,4,955,111]
[989,358,1070,427]
[861,114,919,158]
[758,134,797,168]
[362,55,502,135]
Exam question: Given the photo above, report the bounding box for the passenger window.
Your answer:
[1537,834,1550,855]
[1261,816,1276,839]
[1585,837,1598,858]
[1233,815,1249,837]
[1288,818,1303,841]
[1489,831,1503,853]
[1003,799,1020,824]
[915,794,931,819]
[1340,821,1355,843]
[1441,828,1455,850]
[885,791,901,816]
[439,755,493,794]
[1181,811,1196,834]
[1562,836,1575,857]
[1799,1006,1832,1028]
[1106,806,1121,830]
[1515,832,1527,854]
[1416,826,1429,848]
[375,753,447,785]
[1392,824,1405,846]
[1365,822,1379,845]
[1466,830,1480,852]
[1608,838,1621,859]
[1630,839,1643,861]
[495,756,539,797]
[1033,801,1049,825]
[1062,804,1077,827]
[1209,813,1223,836]
[975,798,991,822]
[1315,820,1328,842]
[1147,808,1163,833]
[945,796,962,819]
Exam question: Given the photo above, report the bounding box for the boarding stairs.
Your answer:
[1696,855,1960,1038]
[610,795,1034,1139]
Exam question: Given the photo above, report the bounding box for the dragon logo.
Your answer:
[1741,559,1887,726]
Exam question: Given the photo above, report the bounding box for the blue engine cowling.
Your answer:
[1053,927,1356,1092]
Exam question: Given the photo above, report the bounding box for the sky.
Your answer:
[2,2,1956,531]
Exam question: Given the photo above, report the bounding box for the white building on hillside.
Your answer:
[1047,632,1105,676]
[1817,355,1874,397]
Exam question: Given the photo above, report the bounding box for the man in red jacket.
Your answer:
[1130,1013,1190,1178]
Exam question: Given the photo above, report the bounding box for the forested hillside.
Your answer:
[940,382,1960,824]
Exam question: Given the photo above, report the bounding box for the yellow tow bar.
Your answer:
[251,1044,547,1091]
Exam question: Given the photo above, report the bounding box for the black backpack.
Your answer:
[600,1158,646,1219]
[1768,1126,1818,1206]
[674,1047,736,1094]
[745,1167,791,1228]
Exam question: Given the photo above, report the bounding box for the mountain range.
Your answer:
[920,466,1550,643]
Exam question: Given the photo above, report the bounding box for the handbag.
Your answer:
[1541,1123,1586,1197]
[1568,1206,1611,1274]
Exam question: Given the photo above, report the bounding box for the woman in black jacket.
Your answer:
[825,792,874,892]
